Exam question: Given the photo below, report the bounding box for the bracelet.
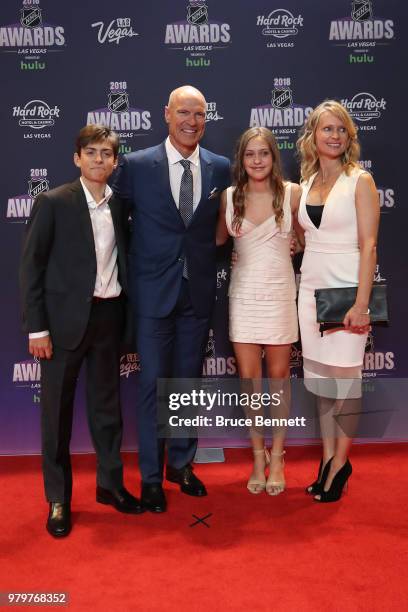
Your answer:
[357,307,370,315]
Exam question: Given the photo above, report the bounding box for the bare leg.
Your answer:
[264,344,291,495]
[304,359,361,497]
[318,395,337,469]
[233,342,267,493]
[316,396,360,497]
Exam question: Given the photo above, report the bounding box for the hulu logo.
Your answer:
[21,60,46,70]
[186,57,210,67]
[349,54,374,64]
[118,144,131,154]
[277,141,294,150]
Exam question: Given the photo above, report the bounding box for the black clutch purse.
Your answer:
[315,285,389,335]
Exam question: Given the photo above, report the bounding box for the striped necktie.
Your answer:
[179,159,193,278]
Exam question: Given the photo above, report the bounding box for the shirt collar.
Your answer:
[165,136,200,168]
[80,177,112,207]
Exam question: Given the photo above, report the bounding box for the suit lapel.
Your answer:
[192,149,213,220]
[108,194,128,292]
[69,179,95,252]
[108,194,122,243]
[157,143,216,221]
[153,143,184,226]
[154,143,215,225]
[108,194,126,266]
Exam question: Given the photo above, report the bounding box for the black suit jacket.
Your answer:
[19,179,130,350]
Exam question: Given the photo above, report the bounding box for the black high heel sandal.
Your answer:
[314,459,352,503]
[305,458,332,495]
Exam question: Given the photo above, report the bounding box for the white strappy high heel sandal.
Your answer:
[247,448,271,494]
[266,450,286,496]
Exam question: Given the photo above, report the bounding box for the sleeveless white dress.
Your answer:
[298,168,368,396]
[226,184,298,345]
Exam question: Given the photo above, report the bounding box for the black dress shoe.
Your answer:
[96,486,144,514]
[46,502,71,538]
[141,483,167,513]
[166,464,207,497]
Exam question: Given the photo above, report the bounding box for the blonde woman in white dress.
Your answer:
[216,127,302,495]
[297,100,380,502]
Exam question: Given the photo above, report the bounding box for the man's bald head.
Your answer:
[167,85,206,109]
[165,85,207,158]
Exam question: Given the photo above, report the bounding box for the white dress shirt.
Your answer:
[82,179,121,299]
[165,136,202,210]
[29,179,121,339]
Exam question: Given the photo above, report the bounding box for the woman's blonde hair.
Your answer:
[232,127,285,233]
[296,99,360,182]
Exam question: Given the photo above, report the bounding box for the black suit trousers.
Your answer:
[41,298,125,502]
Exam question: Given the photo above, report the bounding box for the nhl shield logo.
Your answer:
[108,92,129,114]
[187,2,209,25]
[28,178,49,198]
[20,8,42,28]
[351,0,373,22]
[271,88,293,109]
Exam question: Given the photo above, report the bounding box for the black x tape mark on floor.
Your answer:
[189,513,212,528]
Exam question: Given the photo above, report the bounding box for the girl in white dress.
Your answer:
[217,127,302,495]
[296,100,380,502]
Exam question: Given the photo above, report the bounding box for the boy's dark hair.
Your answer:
[75,124,119,158]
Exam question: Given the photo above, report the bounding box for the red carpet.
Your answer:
[0,444,407,611]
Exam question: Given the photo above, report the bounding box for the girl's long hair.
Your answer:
[232,127,285,233]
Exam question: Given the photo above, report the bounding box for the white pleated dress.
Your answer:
[226,184,298,345]
[298,168,368,397]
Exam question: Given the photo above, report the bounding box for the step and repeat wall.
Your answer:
[1,0,407,454]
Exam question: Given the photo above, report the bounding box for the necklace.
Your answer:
[316,167,343,204]
[318,165,343,184]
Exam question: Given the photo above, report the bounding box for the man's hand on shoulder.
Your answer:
[29,335,53,360]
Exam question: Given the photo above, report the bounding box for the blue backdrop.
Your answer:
[1,0,406,454]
